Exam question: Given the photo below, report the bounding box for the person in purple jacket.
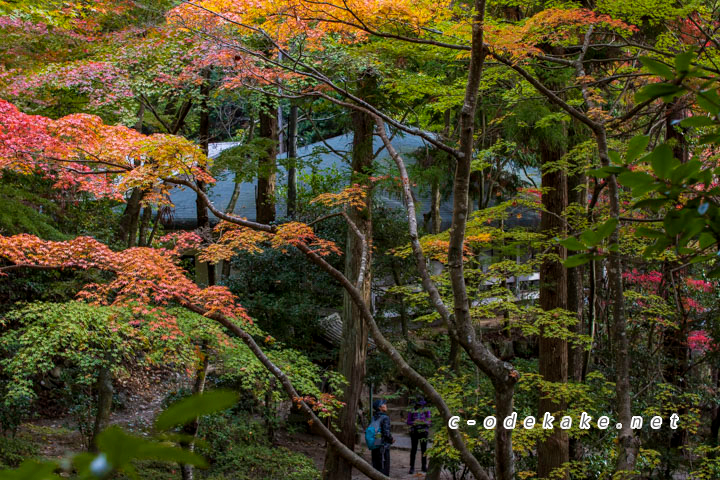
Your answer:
[407,395,431,474]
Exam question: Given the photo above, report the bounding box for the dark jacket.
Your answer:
[372,411,393,446]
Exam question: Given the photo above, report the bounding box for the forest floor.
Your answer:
[23,419,439,479]
[14,357,466,480]
[18,372,442,479]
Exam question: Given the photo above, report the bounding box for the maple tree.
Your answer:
[0,232,386,479]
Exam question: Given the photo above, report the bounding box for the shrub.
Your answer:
[196,412,320,480]
[205,443,320,480]
[0,435,37,469]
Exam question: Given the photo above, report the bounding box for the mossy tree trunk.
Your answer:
[322,72,376,480]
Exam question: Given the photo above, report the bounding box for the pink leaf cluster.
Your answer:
[687,330,714,352]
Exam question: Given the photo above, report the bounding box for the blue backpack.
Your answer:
[365,416,383,450]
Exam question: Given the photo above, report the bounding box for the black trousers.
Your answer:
[371,445,390,475]
[410,429,428,470]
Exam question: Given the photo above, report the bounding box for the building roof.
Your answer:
[316,312,376,351]
[165,132,539,229]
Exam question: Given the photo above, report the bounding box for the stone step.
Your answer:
[391,420,408,433]
[372,395,407,408]
[387,407,407,421]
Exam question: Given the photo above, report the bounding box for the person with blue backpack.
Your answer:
[366,398,394,475]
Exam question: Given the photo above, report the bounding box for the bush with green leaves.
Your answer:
[0,302,226,434]
[194,409,319,480]
[225,231,343,360]
[0,302,137,433]
[203,443,320,480]
[0,436,37,470]
[0,390,238,480]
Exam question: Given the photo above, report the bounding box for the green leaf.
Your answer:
[595,218,618,239]
[96,426,207,470]
[618,171,654,189]
[674,51,695,75]
[635,83,682,103]
[155,390,239,431]
[677,218,706,246]
[699,232,716,249]
[643,237,672,256]
[626,135,649,163]
[564,253,593,268]
[587,166,623,178]
[698,132,720,145]
[697,89,720,116]
[559,237,586,251]
[689,254,713,263]
[663,212,684,236]
[679,116,715,128]
[648,144,678,179]
[670,160,702,184]
[639,56,674,80]
[635,227,665,239]
[587,168,609,178]
[0,460,61,480]
[633,198,668,212]
[580,230,600,246]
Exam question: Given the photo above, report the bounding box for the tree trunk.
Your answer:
[390,261,409,338]
[220,113,255,280]
[196,69,215,286]
[219,183,242,281]
[537,139,569,479]
[590,129,637,473]
[711,367,720,445]
[171,100,192,135]
[425,457,442,480]
[184,73,213,480]
[322,74,375,480]
[265,378,277,444]
[430,179,442,233]
[257,101,278,224]
[666,100,688,164]
[120,188,143,248]
[287,104,299,218]
[119,105,147,249]
[663,100,690,451]
[90,365,113,452]
[138,206,152,247]
[567,168,586,384]
[444,2,519,478]
[195,179,215,286]
[225,183,241,216]
[180,348,211,480]
[494,383,515,480]
[567,158,585,462]
[147,208,161,246]
[448,335,461,373]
